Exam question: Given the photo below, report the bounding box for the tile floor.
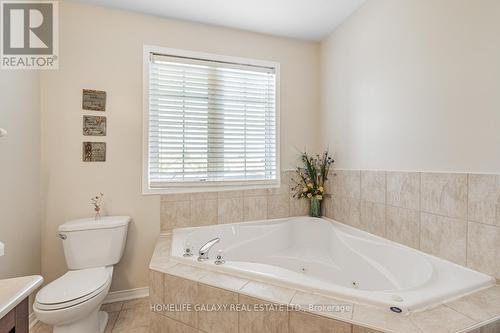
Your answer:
[31,297,151,333]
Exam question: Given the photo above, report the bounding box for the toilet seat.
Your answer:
[35,267,111,311]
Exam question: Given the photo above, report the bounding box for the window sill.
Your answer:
[142,181,281,195]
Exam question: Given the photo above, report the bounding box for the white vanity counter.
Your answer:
[0,275,43,319]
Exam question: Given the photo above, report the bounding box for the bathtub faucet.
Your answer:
[198,237,220,261]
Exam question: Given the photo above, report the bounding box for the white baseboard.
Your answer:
[102,287,150,304]
[29,312,39,329]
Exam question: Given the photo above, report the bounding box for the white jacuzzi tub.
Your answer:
[170,216,494,312]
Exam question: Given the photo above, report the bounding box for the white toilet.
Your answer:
[34,216,130,333]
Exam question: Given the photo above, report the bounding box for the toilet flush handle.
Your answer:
[58,233,67,240]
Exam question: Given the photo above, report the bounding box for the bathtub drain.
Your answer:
[390,307,402,314]
[351,281,359,288]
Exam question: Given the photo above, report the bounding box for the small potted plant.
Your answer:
[91,193,104,220]
[292,151,334,217]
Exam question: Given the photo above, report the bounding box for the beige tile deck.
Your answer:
[409,305,476,333]
[149,233,500,333]
[445,286,500,322]
[239,280,296,304]
[199,270,249,291]
[163,262,209,280]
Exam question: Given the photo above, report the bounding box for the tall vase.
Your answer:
[309,197,322,217]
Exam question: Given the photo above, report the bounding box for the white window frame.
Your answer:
[142,45,280,194]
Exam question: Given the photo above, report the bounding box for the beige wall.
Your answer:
[0,71,41,279]
[320,0,500,173]
[40,2,320,291]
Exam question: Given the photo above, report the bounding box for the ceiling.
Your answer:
[70,0,366,41]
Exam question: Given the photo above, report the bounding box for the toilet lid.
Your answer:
[36,267,110,305]
[35,280,109,311]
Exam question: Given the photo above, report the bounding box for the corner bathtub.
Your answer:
[170,217,494,313]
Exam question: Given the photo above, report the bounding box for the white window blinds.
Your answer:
[146,52,278,191]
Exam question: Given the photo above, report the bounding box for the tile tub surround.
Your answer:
[160,171,310,232]
[325,170,500,281]
[149,234,500,333]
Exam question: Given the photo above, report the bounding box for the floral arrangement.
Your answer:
[292,150,334,217]
[91,193,104,220]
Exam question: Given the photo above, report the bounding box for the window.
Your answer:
[143,47,279,193]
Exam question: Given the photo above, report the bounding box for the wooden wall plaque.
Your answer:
[83,115,106,136]
[82,89,106,111]
[82,142,106,162]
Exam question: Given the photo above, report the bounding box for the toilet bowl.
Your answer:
[34,216,130,333]
[34,267,112,333]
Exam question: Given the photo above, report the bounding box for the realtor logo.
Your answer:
[1,0,58,69]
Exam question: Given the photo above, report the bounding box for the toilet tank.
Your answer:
[58,216,130,270]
